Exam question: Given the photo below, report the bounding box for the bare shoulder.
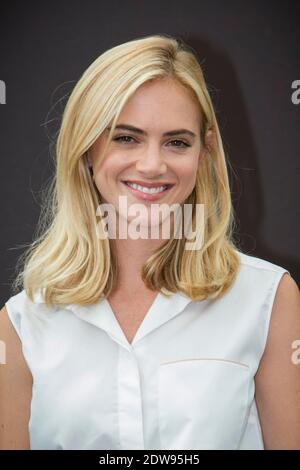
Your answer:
[273,271,300,311]
[255,272,300,449]
[0,305,32,449]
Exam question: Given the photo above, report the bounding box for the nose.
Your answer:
[135,144,167,177]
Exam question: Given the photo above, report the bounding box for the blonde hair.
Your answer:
[12,34,242,308]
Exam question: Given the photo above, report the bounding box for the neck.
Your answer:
[104,207,176,294]
[110,235,167,293]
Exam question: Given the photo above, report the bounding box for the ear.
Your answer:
[205,129,215,150]
[198,129,215,167]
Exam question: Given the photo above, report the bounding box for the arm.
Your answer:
[255,273,300,449]
[0,306,32,449]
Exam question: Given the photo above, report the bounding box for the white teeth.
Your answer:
[126,182,168,194]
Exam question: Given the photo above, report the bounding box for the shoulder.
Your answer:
[254,272,300,449]
[2,288,54,338]
[237,251,299,350]
[0,305,32,449]
[235,251,291,303]
[2,289,30,340]
[0,298,33,372]
[237,250,290,274]
[0,304,21,351]
[226,250,290,308]
[264,271,300,358]
[273,271,300,311]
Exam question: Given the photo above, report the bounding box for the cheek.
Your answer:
[176,160,199,185]
[95,154,127,181]
[172,161,199,201]
[92,154,130,202]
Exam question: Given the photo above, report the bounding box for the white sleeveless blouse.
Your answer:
[4,251,289,450]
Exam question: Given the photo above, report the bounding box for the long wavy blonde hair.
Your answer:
[12,34,242,308]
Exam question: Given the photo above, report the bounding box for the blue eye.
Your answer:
[169,139,190,148]
[113,135,191,148]
[113,135,136,144]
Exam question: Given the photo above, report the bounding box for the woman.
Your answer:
[1,34,299,450]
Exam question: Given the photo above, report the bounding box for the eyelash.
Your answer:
[113,135,191,148]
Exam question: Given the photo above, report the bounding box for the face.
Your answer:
[89,78,208,232]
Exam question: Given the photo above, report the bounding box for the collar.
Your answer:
[66,291,192,349]
[31,289,193,349]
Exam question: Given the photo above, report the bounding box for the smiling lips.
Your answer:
[123,179,174,188]
[122,180,175,201]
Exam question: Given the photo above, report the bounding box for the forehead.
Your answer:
[117,78,201,131]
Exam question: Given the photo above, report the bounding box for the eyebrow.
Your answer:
[106,124,196,138]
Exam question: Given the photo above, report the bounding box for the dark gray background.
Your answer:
[1,0,299,303]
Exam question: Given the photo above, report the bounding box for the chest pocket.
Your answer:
[157,358,251,450]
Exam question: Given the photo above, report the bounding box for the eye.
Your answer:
[113,135,137,144]
[168,139,191,148]
[113,135,191,148]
